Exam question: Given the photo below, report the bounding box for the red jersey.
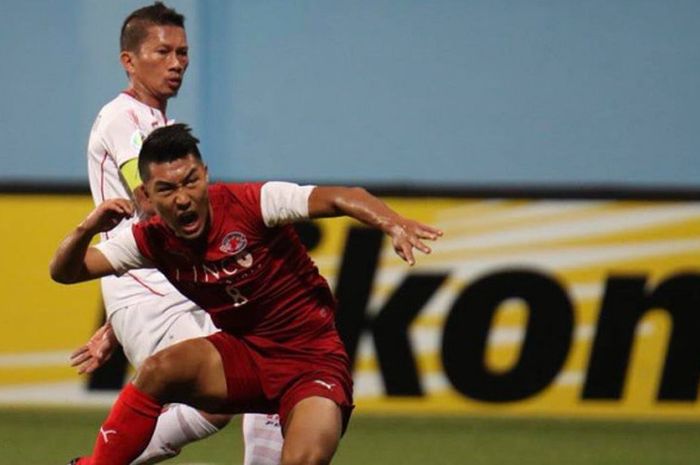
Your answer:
[132,183,336,343]
[98,181,353,418]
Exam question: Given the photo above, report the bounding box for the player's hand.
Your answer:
[386,218,443,266]
[81,199,134,234]
[70,323,119,374]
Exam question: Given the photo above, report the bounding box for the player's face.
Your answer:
[144,154,210,240]
[125,25,189,103]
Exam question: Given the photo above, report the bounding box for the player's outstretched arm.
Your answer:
[308,186,443,265]
[49,199,134,284]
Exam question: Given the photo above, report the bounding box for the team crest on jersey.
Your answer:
[220,231,248,255]
[130,130,144,151]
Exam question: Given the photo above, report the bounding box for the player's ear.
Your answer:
[120,51,136,75]
[140,183,151,199]
[204,165,209,183]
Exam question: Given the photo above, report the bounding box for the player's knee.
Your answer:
[200,411,232,429]
[133,350,182,399]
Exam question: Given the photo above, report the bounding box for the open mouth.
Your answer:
[178,211,200,235]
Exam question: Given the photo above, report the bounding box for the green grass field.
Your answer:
[1,408,698,465]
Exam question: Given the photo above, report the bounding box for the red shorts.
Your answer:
[206,329,354,432]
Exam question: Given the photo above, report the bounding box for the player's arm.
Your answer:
[101,114,154,216]
[120,158,155,216]
[49,199,134,283]
[308,186,442,265]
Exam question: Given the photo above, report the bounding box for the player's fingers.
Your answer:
[112,204,130,217]
[394,244,407,262]
[81,362,98,375]
[415,224,443,240]
[107,199,134,217]
[118,200,135,216]
[120,198,134,211]
[69,349,90,362]
[406,233,431,253]
[401,242,416,266]
[70,346,88,359]
[411,237,432,254]
[77,364,91,375]
[70,353,92,367]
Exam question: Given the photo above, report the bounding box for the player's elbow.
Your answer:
[49,268,72,284]
[49,261,78,284]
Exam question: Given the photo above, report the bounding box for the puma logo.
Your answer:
[313,379,336,390]
[100,427,117,443]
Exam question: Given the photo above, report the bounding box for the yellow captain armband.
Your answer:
[119,158,143,192]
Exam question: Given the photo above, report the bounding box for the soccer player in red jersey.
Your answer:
[51,124,442,465]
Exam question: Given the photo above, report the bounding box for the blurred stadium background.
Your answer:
[2,1,700,463]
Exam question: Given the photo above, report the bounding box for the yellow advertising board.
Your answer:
[1,192,699,418]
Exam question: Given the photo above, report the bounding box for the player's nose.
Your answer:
[174,190,190,207]
[168,53,184,72]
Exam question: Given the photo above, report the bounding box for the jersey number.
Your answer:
[225,284,248,307]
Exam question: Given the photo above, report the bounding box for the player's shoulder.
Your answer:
[210,182,264,204]
[136,213,169,232]
[209,183,268,231]
[132,214,171,244]
[96,93,142,126]
[90,94,140,139]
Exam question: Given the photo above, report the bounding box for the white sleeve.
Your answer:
[260,182,316,227]
[100,113,143,168]
[94,228,153,275]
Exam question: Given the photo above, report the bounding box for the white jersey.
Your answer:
[87,92,185,317]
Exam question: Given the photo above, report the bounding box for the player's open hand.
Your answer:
[386,219,443,266]
[70,323,119,375]
[81,199,134,234]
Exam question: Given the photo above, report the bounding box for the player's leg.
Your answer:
[119,308,234,464]
[157,310,284,465]
[78,337,228,465]
[242,414,283,465]
[280,397,343,465]
[133,407,230,464]
[276,366,353,465]
[135,337,229,419]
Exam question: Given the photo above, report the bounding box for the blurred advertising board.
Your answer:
[2,190,700,417]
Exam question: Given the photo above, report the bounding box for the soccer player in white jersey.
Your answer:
[74,3,283,464]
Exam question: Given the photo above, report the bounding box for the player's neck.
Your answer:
[123,85,168,115]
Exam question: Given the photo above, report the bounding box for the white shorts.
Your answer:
[108,291,219,368]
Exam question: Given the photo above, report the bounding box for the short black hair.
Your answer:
[120,2,185,52]
[139,124,202,181]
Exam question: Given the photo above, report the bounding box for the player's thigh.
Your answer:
[109,295,215,368]
[152,307,218,354]
[281,396,342,465]
[109,305,161,368]
[135,337,228,412]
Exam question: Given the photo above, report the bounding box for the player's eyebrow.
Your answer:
[153,167,199,188]
[183,167,199,181]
